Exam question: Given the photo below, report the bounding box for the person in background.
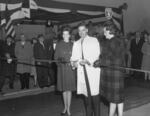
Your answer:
[15,34,33,89]
[31,37,38,86]
[0,39,5,94]
[54,26,76,116]
[141,33,150,81]
[96,22,126,116]
[2,36,16,89]
[87,21,96,37]
[71,22,101,116]
[34,34,53,88]
[45,28,55,85]
[130,31,144,81]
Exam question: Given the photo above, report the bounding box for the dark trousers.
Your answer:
[19,73,30,89]
[0,76,5,91]
[84,95,100,116]
[36,66,49,88]
[6,76,14,89]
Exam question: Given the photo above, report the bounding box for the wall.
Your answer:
[55,0,150,33]
[14,24,45,40]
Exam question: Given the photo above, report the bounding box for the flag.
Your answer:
[0,0,31,39]
[22,0,30,18]
[0,3,6,26]
[4,4,16,39]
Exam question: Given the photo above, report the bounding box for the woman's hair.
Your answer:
[61,25,71,35]
[61,25,72,34]
[103,21,119,35]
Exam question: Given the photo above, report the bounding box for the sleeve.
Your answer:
[70,42,78,62]
[54,42,60,60]
[88,38,100,66]
[15,42,19,58]
[33,44,39,59]
[142,43,146,54]
[29,43,33,59]
[2,43,6,58]
[11,44,16,58]
[49,40,54,60]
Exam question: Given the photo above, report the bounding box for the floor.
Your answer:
[1,86,150,116]
[1,76,150,116]
[124,103,150,116]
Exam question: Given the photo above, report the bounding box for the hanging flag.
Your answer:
[0,0,31,39]
[22,0,30,18]
[4,4,16,39]
[0,3,6,26]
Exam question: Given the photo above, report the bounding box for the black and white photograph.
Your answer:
[0,0,150,116]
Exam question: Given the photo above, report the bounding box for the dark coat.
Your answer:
[100,37,126,103]
[15,41,33,74]
[33,40,54,87]
[34,39,53,61]
[130,38,144,69]
[54,40,76,91]
[0,40,4,76]
[2,42,16,76]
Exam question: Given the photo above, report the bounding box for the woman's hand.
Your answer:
[71,61,78,69]
[93,59,100,68]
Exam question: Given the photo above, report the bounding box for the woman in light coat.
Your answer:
[15,34,33,89]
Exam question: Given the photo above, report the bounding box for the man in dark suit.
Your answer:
[2,36,16,89]
[34,34,54,88]
[130,31,144,81]
[0,39,5,94]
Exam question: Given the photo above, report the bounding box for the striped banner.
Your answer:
[0,0,30,39]
[0,0,124,38]
[29,0,123,31]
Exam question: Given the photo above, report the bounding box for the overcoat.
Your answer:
[15,41,33,74]
[71,35,101,96]
[2,42,16,76]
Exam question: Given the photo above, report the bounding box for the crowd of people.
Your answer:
[0,33,55,92]
[0,20,150,116]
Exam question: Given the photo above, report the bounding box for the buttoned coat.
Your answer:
[71,35,101,96]
[15,41,33,74]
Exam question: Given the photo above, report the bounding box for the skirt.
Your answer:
[100,68,125,103]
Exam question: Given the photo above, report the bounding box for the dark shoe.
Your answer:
[61,111,67,115]
[0,90,5,95]
[21,87,25,90]
[26,86,29,89]
[9,84,14,89]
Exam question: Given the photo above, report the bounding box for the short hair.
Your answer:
[78,21,87,28]
[37,34,44,39]
[62,25,71,34]
[103,21,119,35]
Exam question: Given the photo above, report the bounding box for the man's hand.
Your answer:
[37,62,41,65]
[79,59,90,66]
